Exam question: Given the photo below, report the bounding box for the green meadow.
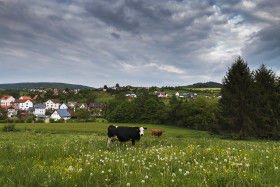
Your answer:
[0,122,279,186]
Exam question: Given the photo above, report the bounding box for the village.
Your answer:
[0,94,105,122]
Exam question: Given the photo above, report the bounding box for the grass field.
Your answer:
[0,122,279,186]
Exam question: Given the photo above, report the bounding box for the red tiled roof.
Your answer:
[51,99,60,103]
[20,96,32,100]
[13,99,31,103]
[1,95,11,100]
[67,109,74,117]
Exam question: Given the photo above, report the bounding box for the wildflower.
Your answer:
[145,175,149,179]
[171,179,174,183]
[108,169,111,172]
[172,173,176,177]
[266,156,269,159]
[141,180,145,183]
[245,164,250,167]
[68,166,73,171]
[127,183,130,186]
[90,173,93,176]
[101,171,104,173]
[79,168,82,172]
[184,171,190,176]
[179,169,182,172]
[275,167,278,170]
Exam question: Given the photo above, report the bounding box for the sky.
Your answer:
[0,0,280,88]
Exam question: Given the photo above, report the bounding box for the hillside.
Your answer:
[185,81,222,88]
[0,82,94,90]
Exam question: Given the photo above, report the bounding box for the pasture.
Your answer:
[0,122,279,186]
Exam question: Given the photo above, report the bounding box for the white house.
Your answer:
[31,103,46,116]
[45,99,60,110]
[174,92,180,97]
[0,95,15,106]
[13,99,33,110]
[50,109,72,121]
[2,105,18,117]
[60,103,69,109]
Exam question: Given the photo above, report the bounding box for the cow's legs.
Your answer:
[132,139,135,146]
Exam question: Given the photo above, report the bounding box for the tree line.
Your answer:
[104,57,280,140]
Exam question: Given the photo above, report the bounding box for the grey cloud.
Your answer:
[111,32,120,39]
[242,24,280,65]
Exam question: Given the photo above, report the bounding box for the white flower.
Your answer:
[127,183,130,186]
[171,179,174,183]
[245,164,250,167]
[215,158,218,161]
[275,167,278,170]
[141,180,145,183]
[79,168,82,172]
[172,173,176,177]
[108,169,111,172]
[184,171,190,176]
[68,166,73,171]
[101,171,104,173]
[266,156,269,159]
[145,175,149,179]
[179,169,182,172]
[90,173,93,176]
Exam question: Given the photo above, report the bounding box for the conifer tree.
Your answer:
[253,64,280,139]
[219,56,255,139]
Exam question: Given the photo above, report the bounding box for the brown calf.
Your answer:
[150,129,164,137]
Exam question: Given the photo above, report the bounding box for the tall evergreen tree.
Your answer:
[219,57,255,139]
[253,64,280,139]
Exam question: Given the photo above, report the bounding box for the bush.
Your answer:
[49,118,56,123]
[25,117,34,123]
[3,123,16,132]
[57,118,65,123]
[36,119,45,123]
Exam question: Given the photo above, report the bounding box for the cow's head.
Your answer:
[139,127,147,136]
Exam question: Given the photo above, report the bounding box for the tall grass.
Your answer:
[0,123,279,186]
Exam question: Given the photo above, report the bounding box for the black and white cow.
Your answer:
[107,125,147,146]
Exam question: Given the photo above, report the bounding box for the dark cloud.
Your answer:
[111,32,120,39]
[242,24,280,65]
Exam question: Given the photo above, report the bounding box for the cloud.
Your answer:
[0,0,280,87]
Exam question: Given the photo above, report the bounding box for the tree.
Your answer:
[0,106,8,120]
[75,108,91,120]
[253,64,280,139]
[219,57,255,139]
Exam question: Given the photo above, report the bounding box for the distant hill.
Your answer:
[0,82,94,90]
[186,81,222,88]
